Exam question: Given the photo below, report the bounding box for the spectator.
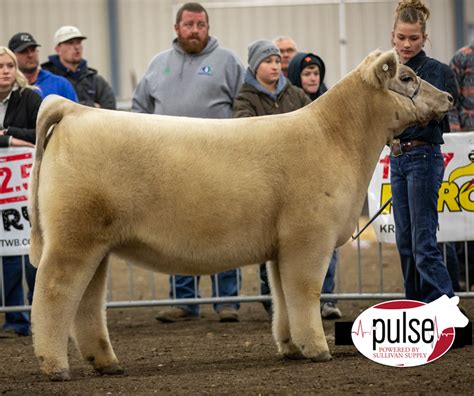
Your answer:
[448,41,474,132]
[0,46,41,337]
[132,2,244,322]
[8,32,78,101]
[389,0,456,302]
[8,32,78,306]
[287,52,328,100]
[233,39,310,316]
[287,52,341,319]
[273,36,297,77]
[447,41,474,291]
[42,26,116,109]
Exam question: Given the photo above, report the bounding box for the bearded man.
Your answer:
[132,2,245,323]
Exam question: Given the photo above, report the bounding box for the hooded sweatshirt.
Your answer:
[287,52,328,101]
[132,36,245,119]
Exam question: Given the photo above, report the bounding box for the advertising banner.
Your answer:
[0,147,34,256]
[368,133,474,243]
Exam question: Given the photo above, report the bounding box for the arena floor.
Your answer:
[1,231,472,394]
[0,300,472,395]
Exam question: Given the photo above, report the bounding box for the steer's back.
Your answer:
[33,98,326,272]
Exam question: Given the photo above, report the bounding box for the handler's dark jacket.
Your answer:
[0,87,42,147]
[233,70,310,118]
[42,55,116,110]
[399,50,458,143]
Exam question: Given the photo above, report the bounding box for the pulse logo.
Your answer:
[351,295,468,367]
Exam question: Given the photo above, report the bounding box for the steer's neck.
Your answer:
[307,76,390,179]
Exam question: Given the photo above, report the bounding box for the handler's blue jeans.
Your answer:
[390,144,454,302]
[1,255,31,336]
[170,269,241,315]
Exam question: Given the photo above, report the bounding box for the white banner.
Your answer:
[368,132,474,243]
[0,147,34,256]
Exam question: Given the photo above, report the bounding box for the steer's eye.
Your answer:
[400,75,413,83]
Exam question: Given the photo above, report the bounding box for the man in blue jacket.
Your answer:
[8,32,78,102]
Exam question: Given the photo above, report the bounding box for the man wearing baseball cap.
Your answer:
[41,26,116,109]
[8,32,78,102]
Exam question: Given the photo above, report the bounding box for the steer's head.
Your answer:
[358,49,453,139]
[389,63,453,127]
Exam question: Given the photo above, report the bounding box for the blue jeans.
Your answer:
[390,144,454,302]
[1,256,31,335]
[439,242,461,292]
[170,269,241,315]
[322,250,338,302]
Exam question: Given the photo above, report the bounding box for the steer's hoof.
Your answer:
[310,351,333,362]
[96,364,124,376]
[49,369,71,382]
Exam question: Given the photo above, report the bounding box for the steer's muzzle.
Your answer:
[431,91,454,123]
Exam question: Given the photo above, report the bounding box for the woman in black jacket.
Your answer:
[390,1,456,303]
[0,46,41,337]
[0,46,41,148]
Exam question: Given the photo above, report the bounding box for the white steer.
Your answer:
[28,49,453,381]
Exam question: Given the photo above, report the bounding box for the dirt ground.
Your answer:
[1,235,473,395]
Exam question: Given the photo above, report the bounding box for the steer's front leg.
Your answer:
[278,249,333,362]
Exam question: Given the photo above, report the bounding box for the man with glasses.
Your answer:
[273,36,298,77]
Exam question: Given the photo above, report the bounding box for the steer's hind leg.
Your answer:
[71,256,123,376]
[278,248,333,362]
[31,244,108,381]
[267,261,303,359]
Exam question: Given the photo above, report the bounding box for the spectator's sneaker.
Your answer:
[218,306,239,323]
[155,307,199,323]
[321,302,342,320]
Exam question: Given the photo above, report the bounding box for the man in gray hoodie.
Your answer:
[132,2,245,323]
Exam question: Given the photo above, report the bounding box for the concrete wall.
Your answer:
[2,0,473,100]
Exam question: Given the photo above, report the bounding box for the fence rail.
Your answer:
[1,240,473,314]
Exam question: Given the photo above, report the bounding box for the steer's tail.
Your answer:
[29,95,75,266]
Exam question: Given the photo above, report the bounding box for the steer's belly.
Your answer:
[111,234,275,275]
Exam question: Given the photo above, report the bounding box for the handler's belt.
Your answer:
[390,139,430,157]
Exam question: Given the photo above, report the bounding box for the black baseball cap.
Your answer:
[8,32,41,53]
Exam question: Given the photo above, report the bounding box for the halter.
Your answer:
[389,77,422,105]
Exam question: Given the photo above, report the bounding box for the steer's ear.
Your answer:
[360,49,398,89]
